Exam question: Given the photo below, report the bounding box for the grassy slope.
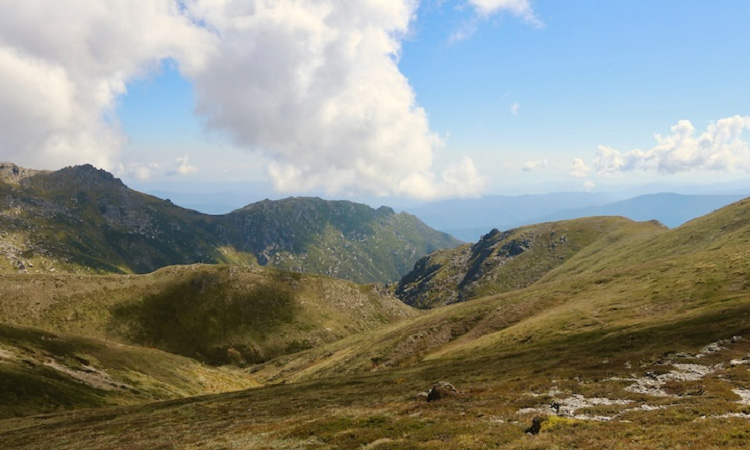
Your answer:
[396,216,665,308]
[0,265,416,366]
[4,200,750,448]
[0,324,260,419]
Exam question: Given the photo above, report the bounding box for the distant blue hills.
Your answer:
[406,193,748,242]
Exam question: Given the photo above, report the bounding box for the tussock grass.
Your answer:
[3,199,750,448]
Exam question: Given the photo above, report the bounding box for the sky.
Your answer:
[2,0,750,205]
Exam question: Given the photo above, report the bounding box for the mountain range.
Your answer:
[0,162,458,283]
[407,192,746,241]
[3,162,750,448]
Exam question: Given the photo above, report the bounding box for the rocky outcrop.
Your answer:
[396,227,542,308]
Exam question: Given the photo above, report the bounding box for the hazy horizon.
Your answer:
[2,1,749,203]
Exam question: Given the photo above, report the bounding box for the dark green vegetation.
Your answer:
[0,162,458,283]
[3,192,750,448]
[396,216,664,308]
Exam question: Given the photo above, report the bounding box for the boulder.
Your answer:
[425,381,459,402]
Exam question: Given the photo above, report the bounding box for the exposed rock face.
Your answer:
[396,227,543,308]
[0,163,459,283]
[0,162,46,184]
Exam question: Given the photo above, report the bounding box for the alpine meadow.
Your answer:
[2,1,750,449]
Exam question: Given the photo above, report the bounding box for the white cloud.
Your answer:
[569,158,591,178]
[593,116,750,175]
[582,180,595,191]
[522,158,547,172]
[181,0,484,200]
[168,155,199,176]
[510,101,520,115]
[0,0,486,200]
[0,1,214,171]
[467,0,542,27]
[116,162,161,181]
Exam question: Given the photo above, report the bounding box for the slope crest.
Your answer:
[396,216,664,308]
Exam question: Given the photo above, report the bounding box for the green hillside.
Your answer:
[0,265,415,367]
[396,216,665,308]
[0,163,459,283]
[225,197,458,283]
[0,323,259,419]
[4,199,750,449]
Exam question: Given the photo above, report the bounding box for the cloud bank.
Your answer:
[0,0,494,200]
[0,0,212,171]
[594,116,750,175]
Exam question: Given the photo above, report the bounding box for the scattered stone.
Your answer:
[626,363,721,397]
[731,336,744,344]
[697,340,726,358]
[518,394,632,421]
[733,388,750,405]
[730,358,750,367]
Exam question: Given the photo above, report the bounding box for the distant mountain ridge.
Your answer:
[407,191,746,241]
[534,192,747,227]
[0,163,459,283]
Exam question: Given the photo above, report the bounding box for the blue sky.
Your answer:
[3,1,750,203]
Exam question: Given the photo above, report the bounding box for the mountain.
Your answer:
[395,216,665,308]
[224,197,457,282]
[0,163,459,283]
[405,192,616,241]
[405,192,746,241]
[535,192,747,228]
[4,199,750,448]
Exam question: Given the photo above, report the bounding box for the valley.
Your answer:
[2,164,750,448]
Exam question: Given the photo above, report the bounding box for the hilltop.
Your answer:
[396,216,665,308]
[0,163,458,283]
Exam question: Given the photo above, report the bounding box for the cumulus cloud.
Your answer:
[168,155,199,176]
[0,1,213,171]
[510,101,520,115]
[181,0,485,199]
[522,158,547,172]
[0,0,488,200]
[116,162,161,181]
[569,158,591,178]
[593,116,750,175]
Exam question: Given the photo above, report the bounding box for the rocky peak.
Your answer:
[0,162,46,184]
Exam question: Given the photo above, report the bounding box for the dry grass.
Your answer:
[3,199,750,448]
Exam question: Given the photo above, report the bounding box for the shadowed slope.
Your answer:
[0,265,416,366]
